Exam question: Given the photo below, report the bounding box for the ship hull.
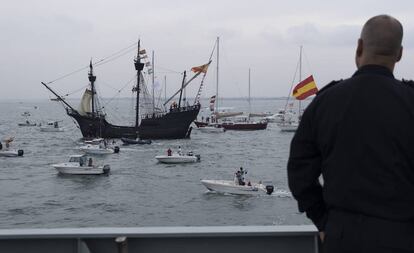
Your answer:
[221,122,268,130]
[68,105,200,139]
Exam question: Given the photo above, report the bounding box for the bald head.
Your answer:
[356,15,403,71]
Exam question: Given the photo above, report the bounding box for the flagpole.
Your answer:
[298,45,302,119]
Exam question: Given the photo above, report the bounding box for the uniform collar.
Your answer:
[353,65,395,79]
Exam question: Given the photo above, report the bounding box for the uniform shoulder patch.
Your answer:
[402,79,414,87]
[317,79,343,96]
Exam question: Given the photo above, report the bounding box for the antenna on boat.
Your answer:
[134,40,145,132]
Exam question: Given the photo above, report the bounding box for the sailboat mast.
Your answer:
[248,68,251,119]
[88,61,96,117]
[134,41,145,130]
[216,36,219,113]
[164,75,167,102]
[152,50,155,114]
[298,45,302,117]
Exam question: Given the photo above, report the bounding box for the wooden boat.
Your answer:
[41,41,212,139]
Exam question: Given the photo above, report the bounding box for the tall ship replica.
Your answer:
[42,41,211,139]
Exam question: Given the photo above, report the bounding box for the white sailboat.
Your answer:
[277,46,303,132]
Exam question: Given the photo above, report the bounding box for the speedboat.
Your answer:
[277,121,298,132]
[155,152,200,164]
[52,155,110,175]
[201,179,274,195]
[18,120,37,127]
[79,144,120,155]
[40,121,64,132]
[198,124,225,133]
[0,149,24,157]
[121,138,152,145]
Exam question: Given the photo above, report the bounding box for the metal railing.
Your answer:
[0,225,319,253]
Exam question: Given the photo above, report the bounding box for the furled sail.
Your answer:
[214,111,243,119]
[78,89,93,116]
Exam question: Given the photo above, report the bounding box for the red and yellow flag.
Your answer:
[191,63,210,73]
[292,75,318,100]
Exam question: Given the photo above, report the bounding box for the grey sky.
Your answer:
[1,0,414,100]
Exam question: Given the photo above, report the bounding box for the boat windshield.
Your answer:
[69,156,86,163]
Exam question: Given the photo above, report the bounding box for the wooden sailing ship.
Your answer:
[42,41,210,139]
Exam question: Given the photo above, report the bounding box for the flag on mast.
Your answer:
[191,62,210,73]
[292,75,318,100]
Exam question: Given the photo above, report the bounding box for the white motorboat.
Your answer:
[155,152,200,164]
[201,179,274,195]
[52,155,110,175]
[277,121,298,132]
[0,149,24,157]
[198,124,225,133]
[18,120,37,127]
[40,121,64,132]
[79,144,120,155]
[264,109,285,123]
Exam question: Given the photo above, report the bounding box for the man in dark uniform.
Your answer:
[288,15,414,252]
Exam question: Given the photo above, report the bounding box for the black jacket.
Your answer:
[288,65,414,231]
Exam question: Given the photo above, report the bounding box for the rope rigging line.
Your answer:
[45,42,137,85]
[283,56,300,113]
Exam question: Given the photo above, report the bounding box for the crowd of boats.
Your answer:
[0,38,307,197]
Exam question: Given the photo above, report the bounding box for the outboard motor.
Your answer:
[265,185,274,195]
[195,154,201,162]
[17,150,24,157]
[114,146,120,153]
[103,165,111,175]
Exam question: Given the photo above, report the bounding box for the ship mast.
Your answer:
[134,41,145,130]
[88,60,97,117]
[216,36,219,113]
[152,50,155,114]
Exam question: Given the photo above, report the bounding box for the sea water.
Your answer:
[0,97,312,228]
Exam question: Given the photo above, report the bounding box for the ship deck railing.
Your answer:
[0,225,321,253]
[142,104,201,120]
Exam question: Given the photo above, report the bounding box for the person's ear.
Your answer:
[396,46,403,62]
[356,39,363,57]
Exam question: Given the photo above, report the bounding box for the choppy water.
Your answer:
[0,98,312,228]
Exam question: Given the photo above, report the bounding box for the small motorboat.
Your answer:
[18,121,37,127]
[201,179,274,195]
[0,138,24,157]
[21,111,31,117]
[40,121,64,132]
[121,138,152,145]
[79,144,120,155]
[0,149,24,157]
[52,155,110,175]
[197,124,225,133]
[155,152,200,164]
[277,121,298,132]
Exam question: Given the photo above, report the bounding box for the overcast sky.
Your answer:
[1,0,414,100]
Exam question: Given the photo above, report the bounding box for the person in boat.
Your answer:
[79,158,84,167]
[0,141,2,150]
[54,121,58,128]
[288,15,413,252]
[167,148,172,156]
[178,146,182,155]
[88,158,93,167]
[235,167,246,186]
